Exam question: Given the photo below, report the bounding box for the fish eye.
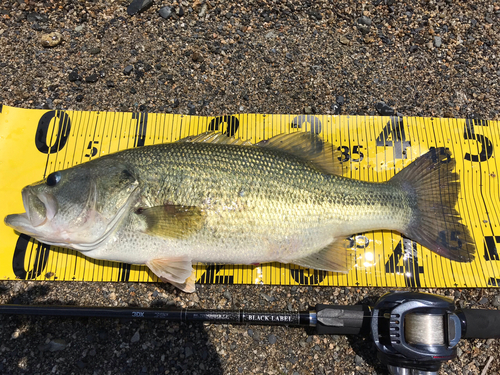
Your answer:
[46,171,62,187]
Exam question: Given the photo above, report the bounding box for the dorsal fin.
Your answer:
[177,132,253,146]
[256,132,344,175]
[178,131,344,175]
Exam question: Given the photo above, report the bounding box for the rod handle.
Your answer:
[459,309,500,339]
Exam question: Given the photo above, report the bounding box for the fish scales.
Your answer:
[5,132,475,292]
[102,141,411,264]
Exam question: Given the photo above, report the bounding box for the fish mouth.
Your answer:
[4,187,59,235]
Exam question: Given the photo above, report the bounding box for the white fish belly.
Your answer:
[81,223,340,266]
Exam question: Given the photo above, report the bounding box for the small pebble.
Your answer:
[89,47,101,55]
[131,331,140,343]
[478,297,489,305]
[492,295,500,307]
[11,329,20,339]
[27,13,48,23]
[127,0,153,16]
[268,334,277,345]
[123,65,134,75]
[85,74,99,83]
[252,331,261,341]
[199,4,207,18]
[375,101,395,116]
[192,51,203,62]
[40,339,67,352]
[434,36,442,48]
[339,35,350,45]
[260,293,275,302]
[357,16,372,26]
[355,355,364,366]
[265,30,276,39]
[357,16,371,34]
[41,32,62,47]
[331,103,341,115]
[159,6,173,19]
[68,71,80,82]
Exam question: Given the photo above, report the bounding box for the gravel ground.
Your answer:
[1,0,500,374]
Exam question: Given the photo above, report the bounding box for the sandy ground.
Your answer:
[1,1,500,374]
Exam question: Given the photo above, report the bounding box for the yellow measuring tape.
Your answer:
[0,104,499,288]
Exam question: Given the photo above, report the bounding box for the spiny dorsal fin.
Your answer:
[289,237,355,273]
[177,132,253,146]
[178,131,344,175]
[256,132,344,176]
[137,204,205,240]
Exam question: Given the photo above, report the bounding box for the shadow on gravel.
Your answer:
[0,284,224,375]
[347,296,389,374]
[347,335,388,374]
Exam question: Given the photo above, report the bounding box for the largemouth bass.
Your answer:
[5,132,475,292]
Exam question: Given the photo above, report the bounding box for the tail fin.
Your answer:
[389,148,475,262]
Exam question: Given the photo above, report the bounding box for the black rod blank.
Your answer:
[0,304,312,327]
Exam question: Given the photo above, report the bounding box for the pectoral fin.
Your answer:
[138,204,204,239]
[290,238,354,273]
[146,257,196,293]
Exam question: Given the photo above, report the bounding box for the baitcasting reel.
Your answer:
[314,291,500,375]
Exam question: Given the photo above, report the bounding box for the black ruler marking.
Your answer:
[431,119,459,286]
[107,111,117,155]
[116,112,125,152]
[452,120,486,286]
[159,112,166,144]
[448,117,483,287]
[426,119,454,286]
[362,117,378,286]
[41,110,58,179]
[449,118,482,287]
[482,122,499,227]
[472,119,499,283]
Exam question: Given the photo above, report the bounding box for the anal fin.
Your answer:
[289,238,354,273]
[147,257,196,293]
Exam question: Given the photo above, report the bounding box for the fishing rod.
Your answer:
[1,291,499,375]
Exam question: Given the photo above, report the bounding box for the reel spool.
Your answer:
[404,313,445,346]
[371,292,462,374]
